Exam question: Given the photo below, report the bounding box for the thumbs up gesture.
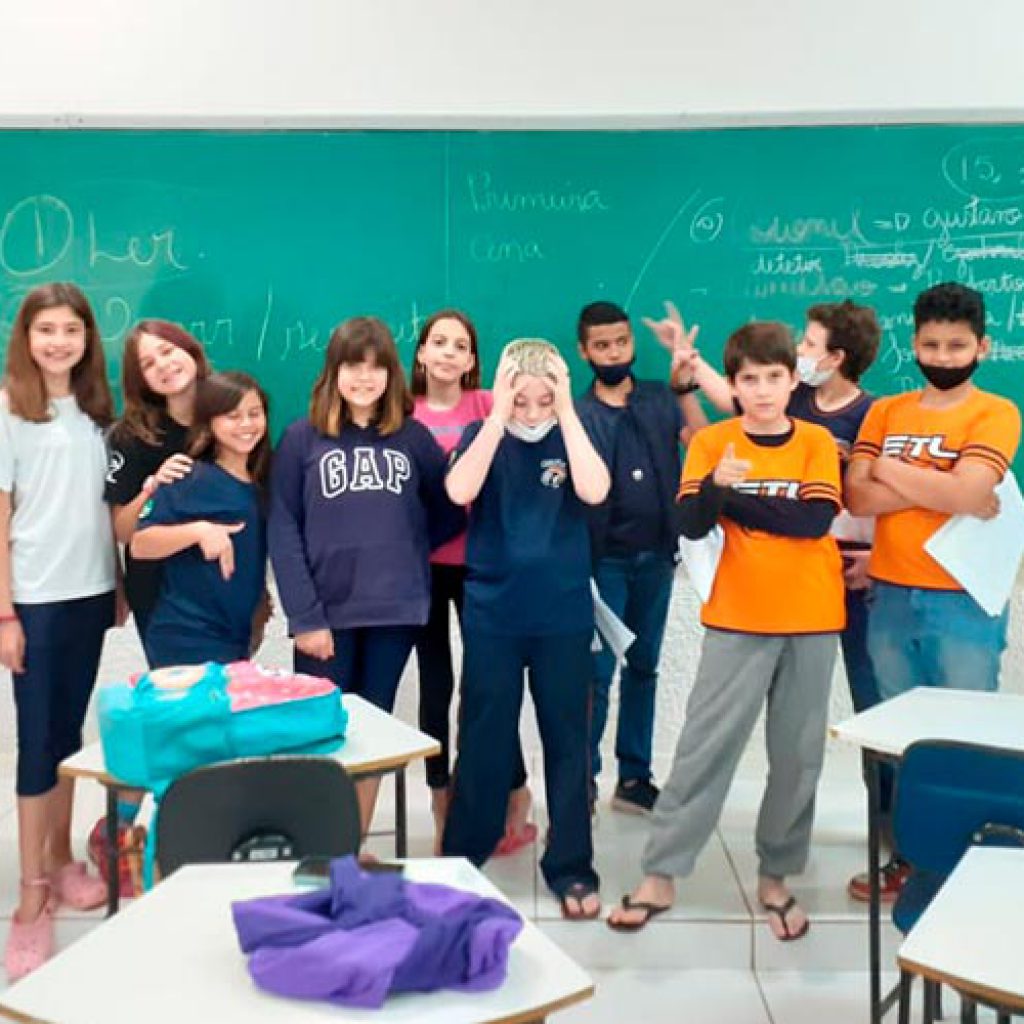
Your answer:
[713,443,751,488]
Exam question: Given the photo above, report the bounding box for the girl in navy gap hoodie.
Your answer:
[269,316,464,830]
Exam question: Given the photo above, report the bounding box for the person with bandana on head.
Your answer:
[844,282,1020,899]
[574,301,707,817]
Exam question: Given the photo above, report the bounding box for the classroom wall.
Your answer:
[2,0,1024,125]
[2,1,1023,748]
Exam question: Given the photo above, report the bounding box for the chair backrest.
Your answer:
[893,740,1024,875]
[155,756,361,877]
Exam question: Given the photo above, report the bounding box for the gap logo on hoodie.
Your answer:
[319,447,412,498]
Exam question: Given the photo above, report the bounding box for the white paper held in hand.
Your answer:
[923,471,1024,616]
[590,579,637,660]
[677,525,724,604]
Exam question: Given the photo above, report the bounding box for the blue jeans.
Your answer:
[867,582,1008,700]
[843,585,893,820]
[590,552,675,783]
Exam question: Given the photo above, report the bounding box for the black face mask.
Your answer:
[590,358,634,387]
[916,358,978,391]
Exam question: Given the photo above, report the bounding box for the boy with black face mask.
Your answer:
[574,301,707,815]
[844,282,1020,899]
[847,282,1015,696]
[847,282,1020,700]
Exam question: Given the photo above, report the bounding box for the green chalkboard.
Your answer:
[3,127,1024,437]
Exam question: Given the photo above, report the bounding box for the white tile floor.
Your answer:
[0,623,1008,1022]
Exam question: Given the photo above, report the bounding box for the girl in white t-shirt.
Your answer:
[0,283,120,981]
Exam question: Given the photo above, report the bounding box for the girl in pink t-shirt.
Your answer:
[411,310,533,855]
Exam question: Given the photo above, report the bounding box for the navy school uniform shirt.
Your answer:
[454,422,594,637]
[137,461,266,657]
[268,418,465,635]
[575,379,684,560]
[104,413,190,625]
[787,383,874,458]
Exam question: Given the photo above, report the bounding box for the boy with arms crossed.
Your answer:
[845,283,1019,888]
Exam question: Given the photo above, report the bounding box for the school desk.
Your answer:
[0,858,594,1024]
[896,845,1024,1023]
[830,686,1024,1024]
[60,694,441,914]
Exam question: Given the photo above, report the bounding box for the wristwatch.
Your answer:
[670,379,701,396]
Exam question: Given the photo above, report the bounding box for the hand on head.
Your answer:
[490,356,526,425]
[545,354,573,418]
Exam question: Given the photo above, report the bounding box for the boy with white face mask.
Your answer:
[442,339,611,920]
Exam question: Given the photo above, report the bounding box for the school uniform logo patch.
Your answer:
[881,433,959,462]
[540,458,567,488]
[106,450,125,484]
[733,479,800,498]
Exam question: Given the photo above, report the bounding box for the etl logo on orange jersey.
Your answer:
[881,434,959,461]
[733,479,800,498]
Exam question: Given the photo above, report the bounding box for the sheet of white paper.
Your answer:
[677,525,724,604]
[924,472,1024,616]
[590,579,636,661]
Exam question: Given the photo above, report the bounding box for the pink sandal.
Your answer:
[51,861,107,911]
[5,879,55,982]
[494,821,538,857]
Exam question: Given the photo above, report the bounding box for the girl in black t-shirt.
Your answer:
[105,320,211,653]
[96,321,210,893]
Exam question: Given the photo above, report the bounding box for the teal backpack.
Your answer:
[98,661,348,885]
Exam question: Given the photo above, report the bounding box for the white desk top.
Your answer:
[829,687,1024,758]
[60,694,441,784]
[0,859,594,1024]
[897,846,1024,1010]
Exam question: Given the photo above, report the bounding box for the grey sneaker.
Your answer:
[611,778,660,816]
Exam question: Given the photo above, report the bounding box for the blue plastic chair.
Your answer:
[892,739,1024,1024]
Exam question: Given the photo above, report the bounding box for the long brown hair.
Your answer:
[309,317,412,437]
[410,308,482,396]
[3,282,113,426]
[113,319,211,447]
[188,372,270,490]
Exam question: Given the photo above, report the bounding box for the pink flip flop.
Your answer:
[5,880,55,982]
[493,822,538,857]
[51,861,107,911]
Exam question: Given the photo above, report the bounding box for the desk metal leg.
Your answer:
[395,768,407,858]
[866,750,882,1024]
[105,785,121,917]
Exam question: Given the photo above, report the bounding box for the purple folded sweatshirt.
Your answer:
[231,856,523,1009]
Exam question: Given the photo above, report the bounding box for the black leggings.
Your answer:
[416,564,526,791]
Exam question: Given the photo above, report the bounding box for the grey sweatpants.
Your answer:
[642,629,838,880]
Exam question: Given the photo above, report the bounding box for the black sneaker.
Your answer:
[611,779,660,816]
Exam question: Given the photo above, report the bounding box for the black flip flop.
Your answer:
[761,895,810,941]
[606,894,672,932]
[559,881,601,921]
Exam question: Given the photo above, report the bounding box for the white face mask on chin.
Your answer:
[506,418,557,443]
[796,355,834,388]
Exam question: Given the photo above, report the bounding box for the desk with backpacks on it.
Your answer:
[61,694,441,914]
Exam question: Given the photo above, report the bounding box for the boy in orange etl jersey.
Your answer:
[608,322,845,942]
[845,282,1020,897]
